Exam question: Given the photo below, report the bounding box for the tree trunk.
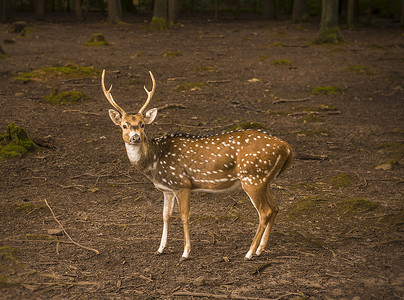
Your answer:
[320,0,338,31]
[107,0,122,23]
[347,0,359,25]
[1,0,12,23]
[214,0,219,20]
[262,0,276,20]
[366,0,372,25]
[75,0,84,21]
[315,0,342,44]
[401,0,404,26]
[168,0,179,24]
[235,0,241,19]
[35,0,46,21]
[292,0,307,22]
[153,0,167,20]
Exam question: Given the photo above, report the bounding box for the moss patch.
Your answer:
[14,63,100,83]
[266,109,289,116]
[329,173,356,188]
[195,66,215,72]
[163,51,182,57]
[347,64,375,75]
[85,33,109,46]
[311,86,341,95]
[303,113,323,123]
[174,82,207,92]
[341,198,378,212]
[44,88,89,104]
[16,202,46,214]
[150,17,168,31]
[225,122,266,132]
[314,26,343,44]
[288,196,328,217]
[271,59,292,66]
[0,123,37,160]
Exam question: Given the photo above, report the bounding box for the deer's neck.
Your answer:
[125,138,157,171]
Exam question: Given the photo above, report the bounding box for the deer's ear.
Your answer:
[109,109,121,126]
[144,108,158,124]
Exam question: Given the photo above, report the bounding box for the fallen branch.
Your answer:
[207,80,230,84]
[251,262,271,275]
[156,104,187,111]
[287,111,319,117]
[272,97,310,104]
[295,154,328,161]
[173,290,303,300]
[44,199,99,255]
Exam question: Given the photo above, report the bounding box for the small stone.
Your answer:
[47,229,63,236]
[193,276,206,286]
[375,163,392,170]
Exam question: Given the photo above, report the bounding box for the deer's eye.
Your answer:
[122,124,127,129]
[140,123,145,128]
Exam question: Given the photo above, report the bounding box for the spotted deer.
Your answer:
[102,70,293,261]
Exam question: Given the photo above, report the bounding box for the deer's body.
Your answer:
[102,70,293,261]
[130,131,291,192]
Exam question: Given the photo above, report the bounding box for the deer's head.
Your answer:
[102,70,157,145]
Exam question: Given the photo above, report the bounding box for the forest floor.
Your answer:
[0,15,403,299]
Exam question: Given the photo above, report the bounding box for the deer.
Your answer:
[101,70,293,261]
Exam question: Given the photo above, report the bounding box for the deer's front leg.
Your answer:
[157,191,175,255]
[174,188,191,260]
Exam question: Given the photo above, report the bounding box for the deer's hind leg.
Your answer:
[242,183,274,260]
[255,186,278,256]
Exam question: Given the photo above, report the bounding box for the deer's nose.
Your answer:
[130,134,141,144]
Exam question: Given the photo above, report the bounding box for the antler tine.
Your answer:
[138,71,156,114]
[101,70,126,116]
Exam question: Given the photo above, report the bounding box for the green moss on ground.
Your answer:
[150,17,168,31]
[314,26,343,44]
[163,51,182,57]
[303,113,323,123]
[271,59,292,66]
[195,66,215,72]
[347,65,375,75]
[311,86,341,95]
[44,88,89,104]
[0,124,37,159]
[341,198,378,212]
[329,173,356,188]
[85,33,109,46]
[15,63,100,83]
[288,196,328,218]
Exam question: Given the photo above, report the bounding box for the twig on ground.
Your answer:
[172,290,303,300]
[60,184,87,192]
[156,104,187,111]
[207,80,231,84]
[252,262,271,275]
[44,199,100,255]
[272,97,310,104]
[295,154,329,161]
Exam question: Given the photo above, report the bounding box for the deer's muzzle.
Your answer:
[130,134,141,144]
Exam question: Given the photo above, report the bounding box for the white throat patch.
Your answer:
[125,143,142,164]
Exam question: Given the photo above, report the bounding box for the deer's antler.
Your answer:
[138,71,156,114]
[101,70,126,116]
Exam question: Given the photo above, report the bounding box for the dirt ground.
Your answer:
[0,15,403,299]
